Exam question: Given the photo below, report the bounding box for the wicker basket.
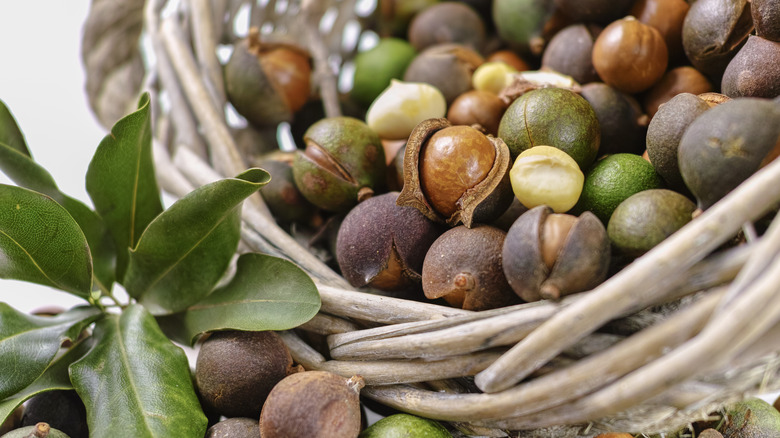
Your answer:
[81,0,780,435]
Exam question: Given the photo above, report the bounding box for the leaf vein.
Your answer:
[0,228,65,290]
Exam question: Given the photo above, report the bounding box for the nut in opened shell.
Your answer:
[502,205,610,301]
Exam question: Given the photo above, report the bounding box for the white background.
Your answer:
[0,1,106,312]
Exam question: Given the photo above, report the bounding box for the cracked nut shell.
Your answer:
[502,206,610,301]
[397,118,514,227]
[292,117,387,213]
[336,192,444,291]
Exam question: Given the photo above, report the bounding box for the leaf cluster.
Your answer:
[0,93,321,437]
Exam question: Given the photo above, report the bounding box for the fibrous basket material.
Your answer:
[81,0,780,435]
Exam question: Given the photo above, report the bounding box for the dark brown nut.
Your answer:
[643,66,713,118]
[630,0,690,61]
[541,24,601,85]
[397,119,514,227]
[592,16,669,94]
[678,97,780,210]
[682,0,753,82]
[224,28,311,127]
[581,82,647,156]
[752,0,780,42]
[408,2,486,52]
[502,206,610,302]
[403,43,484,104]
[421,225,520,310]
[195,330,297,419]
[259,372,364,438]
[336,192,444,291]
[256,152,317,226]
[554,0,635,25]
[721,35,780,99]
[292,117,387,213]
[447,90,508,136]
[646,93,711,193]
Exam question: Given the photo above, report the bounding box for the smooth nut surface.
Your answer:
[420,125,497,218]
[592,16,668,94]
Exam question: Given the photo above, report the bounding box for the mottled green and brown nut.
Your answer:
[256,153,316,225]
[336,192,444,291]
[498,87,601,169]
[592,16,669,94]
[646,92,712,192]
[259,372,364,438]
[403,43,484,104]
[447,90,508,136]
[682,0,753,81]
[581,82,647,156]
[721,35,780,99]
[719,398,780,438]
[541,24,601,85]
[224,28,311,127]
[502,206,610,301]
[292,117,387,212]
[752,0,780,42]
[397,119,514,227]
[422,225,520,310]
[407,2,486,52]
[492,0,559,56]
[630,0,690,61]
[678,97,780,210]
[643,66,713,118]
[195,330,298,418]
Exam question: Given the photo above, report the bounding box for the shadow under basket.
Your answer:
[81,0,780,436]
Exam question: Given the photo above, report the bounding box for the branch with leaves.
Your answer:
[0,94,321,437]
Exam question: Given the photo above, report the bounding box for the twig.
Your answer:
[188,0,227,109]
[301,0,342,118]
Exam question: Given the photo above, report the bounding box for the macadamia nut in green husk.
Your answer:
[292,117,387,212]
[498,87,600,169]
[336,192,444,291]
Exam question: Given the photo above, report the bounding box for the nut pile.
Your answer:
[206,0,780,435]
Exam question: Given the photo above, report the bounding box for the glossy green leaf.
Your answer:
[0,337,92,426]
[0,304,101,401]
[0,99,30,156]
[124,168,270,315]
[162,253,321,345]
[0,185,93,296]
[69,304,207,438]
[86,92,163,281]
[0,142,116,291]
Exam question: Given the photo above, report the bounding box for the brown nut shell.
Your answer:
[397,118,514,227]
[721,35,780,98]
[259,371,364,438]
[421,225,520,311]
[502,206,610,302]
[336,192,444,291]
